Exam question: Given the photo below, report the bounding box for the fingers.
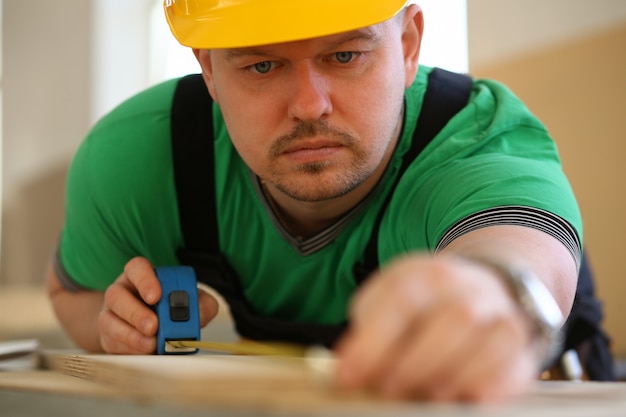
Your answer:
[104,274,158,337]
[334,279,427,389]
[335,254,537,402]
[337,310,532,402]
[428,317,536,402]
[123,257,162,306]
[335,255,439,389]
[100,257,161,354]
[382,310,530,401]
[99,307,157,354]
[377,302,481,398]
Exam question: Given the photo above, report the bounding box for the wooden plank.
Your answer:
[41,351,371,411]
[0,370,122,399]
[25,351,626,416]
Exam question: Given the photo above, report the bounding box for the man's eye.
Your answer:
[335,52,355,64]
[251,61,273,74]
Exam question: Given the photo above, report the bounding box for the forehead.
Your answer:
[219,22,392,59]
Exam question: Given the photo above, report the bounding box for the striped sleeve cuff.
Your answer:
[53,241,92,292]
[434,206,582,268]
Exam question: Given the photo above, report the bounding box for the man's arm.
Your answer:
[442,225,577,318]
[46,263,107,352]
[334,224,578,402]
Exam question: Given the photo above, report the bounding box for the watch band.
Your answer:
[461,255,564,370]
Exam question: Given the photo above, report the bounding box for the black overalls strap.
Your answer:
[170,75,243,314]
[171,74,216,254]
[171,68,473,347]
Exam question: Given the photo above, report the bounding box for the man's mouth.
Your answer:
[281,140,344,164]
[282,139,344,154]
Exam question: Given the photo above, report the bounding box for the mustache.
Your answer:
[269,120,356,157]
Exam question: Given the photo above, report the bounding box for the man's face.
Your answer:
[195,12,421,203]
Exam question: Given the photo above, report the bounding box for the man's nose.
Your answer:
[286,64,333,122]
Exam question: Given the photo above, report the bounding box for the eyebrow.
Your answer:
[223,28,383,61]
[324,27,382,49]
[224,49,272,61]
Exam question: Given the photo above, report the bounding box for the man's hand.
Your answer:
[334,253,540,402]
[98,257,219,354]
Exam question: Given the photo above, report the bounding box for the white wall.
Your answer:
[90,0,154,124]
[418,0,468,72]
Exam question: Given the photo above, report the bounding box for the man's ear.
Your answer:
[193,49,219,102]
[401,4,424,88]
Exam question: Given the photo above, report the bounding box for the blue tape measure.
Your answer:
[153,266,201,355]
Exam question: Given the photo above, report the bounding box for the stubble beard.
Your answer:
[267,120,383,203]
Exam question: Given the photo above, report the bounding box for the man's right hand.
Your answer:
[99,257,220,354]
[47,256,219,354]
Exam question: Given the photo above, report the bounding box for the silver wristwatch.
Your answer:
[465,256,564,369]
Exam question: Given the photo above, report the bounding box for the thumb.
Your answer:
[197,287,220,328]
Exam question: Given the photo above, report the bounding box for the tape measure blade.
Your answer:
[166,340,308,357]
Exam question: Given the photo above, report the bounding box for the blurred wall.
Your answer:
[468,1,626,356]
[1,0,154,287]
[1,1,92,287]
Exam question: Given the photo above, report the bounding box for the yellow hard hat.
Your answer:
[164,0,417,49]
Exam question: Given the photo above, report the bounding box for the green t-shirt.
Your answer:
[57,66,582,326]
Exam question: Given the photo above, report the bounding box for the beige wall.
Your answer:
[1,1,92,286]
[469,23,626,356]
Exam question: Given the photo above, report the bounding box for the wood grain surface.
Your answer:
[40,351,375,412]
[3,350,626,416]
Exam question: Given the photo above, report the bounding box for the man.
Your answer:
[46,0,582,402]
